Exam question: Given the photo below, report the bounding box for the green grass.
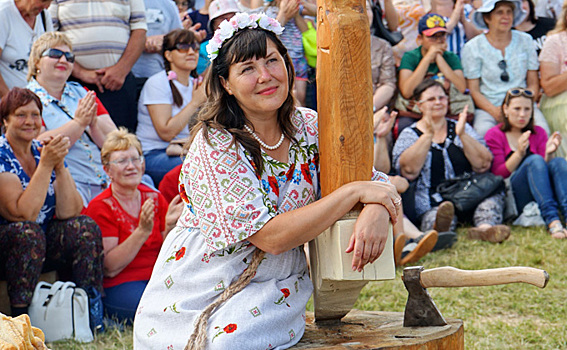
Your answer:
[48,225,567,349]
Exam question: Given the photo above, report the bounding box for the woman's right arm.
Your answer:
[397,126,432,181]
[540,61,567,98]
[147,81,206,142]
[0,140,64,222]
[95,198,155,278]
[246,180,399,255]
[37,91,98,146]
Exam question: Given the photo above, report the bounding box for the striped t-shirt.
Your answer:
[49,0,147,70]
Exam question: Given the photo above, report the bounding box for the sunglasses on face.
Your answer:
[174,42,200,53]
[498,60,509,82]
[41,48,75,63]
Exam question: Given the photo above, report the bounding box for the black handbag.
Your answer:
[371,1,404,46]
[436,173,504,212]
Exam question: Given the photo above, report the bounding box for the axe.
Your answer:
[402,266,549,327]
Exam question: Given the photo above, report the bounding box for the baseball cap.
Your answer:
[418,14,448,37]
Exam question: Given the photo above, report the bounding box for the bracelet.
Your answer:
[299,4,304,16]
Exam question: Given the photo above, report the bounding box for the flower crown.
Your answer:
[206,12,284,61]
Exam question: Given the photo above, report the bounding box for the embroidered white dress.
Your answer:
[133,107,388,349]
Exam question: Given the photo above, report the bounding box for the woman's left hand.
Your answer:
[546,131,562,155]
[345,203,393,272]
[455,105,468,137]
[192,76,207,106]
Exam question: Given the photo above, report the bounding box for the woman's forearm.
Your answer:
[103,229,148,278]
[149,100,200,142]
[8,164,53,221]
[54,167,83,218]
[247,180,397,255]
[88,114,117,148]
[398,134,432,180]
[460,133,492,172]
[38,120,86,147]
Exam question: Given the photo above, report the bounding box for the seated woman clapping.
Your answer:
[0,88,103,317]
[26,32,117,206]
[85,128,180,323]
[136,29,207,186]
[485,88,567,239]
[393,79,510,243]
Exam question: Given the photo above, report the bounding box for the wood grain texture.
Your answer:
[294,310,464,349]
[317,0,373,198]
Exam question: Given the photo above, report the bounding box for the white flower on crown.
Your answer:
[206,12,285,61]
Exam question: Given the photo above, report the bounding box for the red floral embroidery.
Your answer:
[281,288,290,298]
[268,175,279,196]
[300,163,312,185]
[224,323,237,333]
[179,183,189,203]
[175,247,186,260]
[286,163,296,181]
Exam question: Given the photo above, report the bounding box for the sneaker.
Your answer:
[400,230,438,265]
[467,225,510,243]
[434,201,454,232]
[432,231,457,251]
[394,233,407,266]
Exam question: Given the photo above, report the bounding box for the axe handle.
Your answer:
[420,266,549,289]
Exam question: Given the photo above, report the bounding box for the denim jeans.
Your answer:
[103,280,148,324]
[143,148,183,187]
[510,154,567,225]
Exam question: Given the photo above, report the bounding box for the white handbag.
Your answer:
[28,281,94,343]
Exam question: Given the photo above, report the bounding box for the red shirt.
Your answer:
[85,184,167,288]
[159,164,182,203]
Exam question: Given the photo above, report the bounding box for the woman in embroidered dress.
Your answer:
[136,28,207,187]
[85,128,181,323]
[0,87,103,318]
[133,13,400,349]
[485,88,567,238]
[26,32,117,207]
[392,79,510,243]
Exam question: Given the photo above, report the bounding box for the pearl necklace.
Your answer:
[243,125,285,151]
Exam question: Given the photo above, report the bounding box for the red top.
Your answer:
[85,183,167,288]
[159,164,182,203]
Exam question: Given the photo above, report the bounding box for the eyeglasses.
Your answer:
[174,42,200,53]
[498,60,509,82]
[504,88,534,104]
[418,95,448,104]
[107,156,144,166]
[41,48,75,63]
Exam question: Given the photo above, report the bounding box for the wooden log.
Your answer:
[317,0,374,198]
[310,0,394,321]
[294,310,464,349]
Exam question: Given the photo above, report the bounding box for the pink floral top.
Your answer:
[539,31,567,74]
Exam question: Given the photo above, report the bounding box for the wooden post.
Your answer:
[309,0,395,321]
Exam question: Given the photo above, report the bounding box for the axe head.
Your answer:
[402,266,447,327]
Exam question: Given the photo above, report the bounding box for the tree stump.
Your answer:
[294,310,464,349]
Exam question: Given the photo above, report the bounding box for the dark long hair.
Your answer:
[191,28,296,176]
[163,29,199,107]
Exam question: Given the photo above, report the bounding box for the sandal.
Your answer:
[548,222,567,239]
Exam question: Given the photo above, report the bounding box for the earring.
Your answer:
[36,69,40,74]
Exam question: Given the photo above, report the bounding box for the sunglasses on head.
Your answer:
[505,88,534,102]
[498,60,509,82]
[41,48,75,63]
[173,42,200,53]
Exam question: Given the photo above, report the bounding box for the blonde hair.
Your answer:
[100,127,143,165]
[28,32,73,81]
[549,1,567,35]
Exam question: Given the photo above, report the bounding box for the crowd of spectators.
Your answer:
[0,0,566,335]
